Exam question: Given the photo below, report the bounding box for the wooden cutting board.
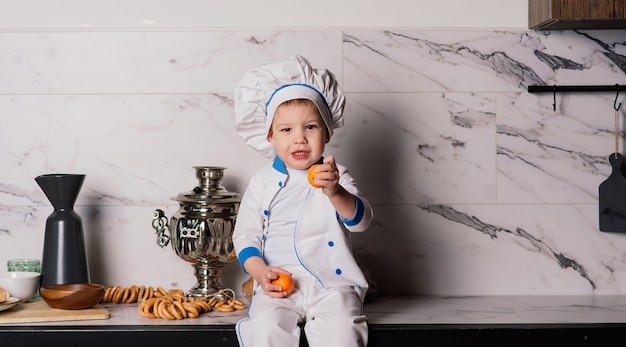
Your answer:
[0,299,109,324]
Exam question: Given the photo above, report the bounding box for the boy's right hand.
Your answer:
[243,256,292,298]
[255,266,292,298]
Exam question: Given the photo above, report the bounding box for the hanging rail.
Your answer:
[528,84,626,93]
[528,84,625,111]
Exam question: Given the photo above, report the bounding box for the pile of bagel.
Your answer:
[102,285,246,320]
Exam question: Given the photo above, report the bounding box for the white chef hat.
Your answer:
[234,55,345,159]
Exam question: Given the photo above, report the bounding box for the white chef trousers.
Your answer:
[236,266,368,347]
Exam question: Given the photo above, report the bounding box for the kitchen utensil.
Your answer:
[40,283,105,310]
[152,166,240,298]
[599,153,626,232]
[7,259,41,273]
[0,298,109,323]
[7,259,41,300]
[0,297,20,312]
[35,174,91,287]
[0,272,41,302]
[599,103,626,232]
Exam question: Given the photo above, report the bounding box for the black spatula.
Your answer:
[599,153,626,232]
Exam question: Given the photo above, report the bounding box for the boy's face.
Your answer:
[268,100,328,170]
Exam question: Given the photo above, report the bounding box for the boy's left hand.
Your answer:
[312,155,358,220]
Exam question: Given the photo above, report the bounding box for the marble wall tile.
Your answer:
[497,92,617,204]
[0,31,343,94]
[354,203,626,296]
[342,30,626,93]
[0,94,265,205]
[335,92,496,205]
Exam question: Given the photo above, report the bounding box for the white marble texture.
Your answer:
[5,296,626,326]
[363,296,626,324]
[2,29,626,297]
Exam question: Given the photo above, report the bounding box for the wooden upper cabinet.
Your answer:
[529,0,626,29]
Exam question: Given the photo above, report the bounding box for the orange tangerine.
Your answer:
[271,273,294,294]
[308,164,321,188]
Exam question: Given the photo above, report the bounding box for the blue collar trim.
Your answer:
[272,156,287,174]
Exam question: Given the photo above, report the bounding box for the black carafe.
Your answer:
[36,174,90,287]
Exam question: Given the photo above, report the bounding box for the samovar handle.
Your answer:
[152,209,171,248]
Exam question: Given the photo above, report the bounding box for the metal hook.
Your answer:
[615,84,622,111]
[552,84,556,111]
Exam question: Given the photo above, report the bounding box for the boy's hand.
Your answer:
[244,256,292,298]
[312,155,357,220]
[258,267,292,298]
[313,155,340,196]
[252,266,292,298]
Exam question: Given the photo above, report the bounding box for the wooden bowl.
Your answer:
[40,283,105,310]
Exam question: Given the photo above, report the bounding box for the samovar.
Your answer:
[151,166,240,298]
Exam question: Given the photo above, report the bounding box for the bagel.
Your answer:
[0,287,10,303]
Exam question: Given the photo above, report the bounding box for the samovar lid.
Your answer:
[172,166,240,204]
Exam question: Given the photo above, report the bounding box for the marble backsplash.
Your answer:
[1,29,626,296]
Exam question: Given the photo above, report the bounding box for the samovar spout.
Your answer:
[152,209,171,248]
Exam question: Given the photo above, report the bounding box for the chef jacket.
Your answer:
[233,156,373,301]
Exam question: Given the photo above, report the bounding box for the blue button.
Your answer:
[328,241,334,247]
[263,210,269,216]
[261,234,266,240]
[335,269,342,275]
[279,181,283,187]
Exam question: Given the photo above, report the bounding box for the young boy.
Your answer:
[232,55,373,347]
